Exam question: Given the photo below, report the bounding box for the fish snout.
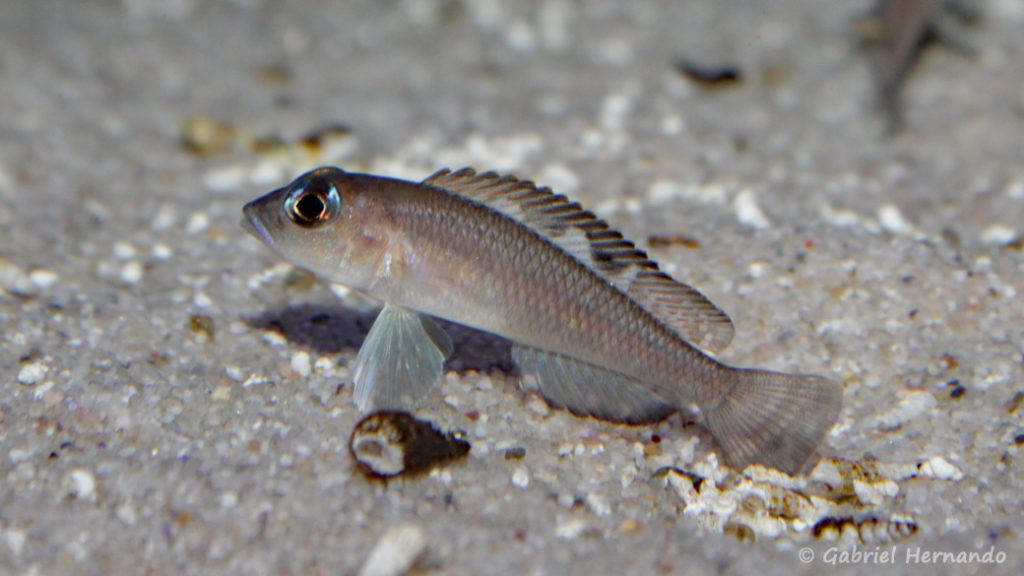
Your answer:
[241,202,274,246]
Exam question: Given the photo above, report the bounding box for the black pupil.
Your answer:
[295,191,326,221]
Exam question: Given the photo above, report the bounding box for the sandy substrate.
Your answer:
[1,1,1022,574]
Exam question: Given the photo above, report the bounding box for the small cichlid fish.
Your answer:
[242,167,842,474]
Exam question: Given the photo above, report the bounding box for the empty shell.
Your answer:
[350,411,471,478]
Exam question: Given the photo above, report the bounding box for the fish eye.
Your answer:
[285,178,341,226]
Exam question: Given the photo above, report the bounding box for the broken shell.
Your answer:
[350,411,470,478]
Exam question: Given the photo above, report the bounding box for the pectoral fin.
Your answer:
[512,344,677,425]
[352,305,452,413]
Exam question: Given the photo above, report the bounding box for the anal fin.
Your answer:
[352,304,452,413]
[512,344,677,425]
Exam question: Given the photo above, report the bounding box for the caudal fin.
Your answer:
[703,369,842,475]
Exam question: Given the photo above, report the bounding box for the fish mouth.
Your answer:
[241,202,274,247]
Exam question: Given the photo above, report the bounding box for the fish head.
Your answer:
[242,166,391,290]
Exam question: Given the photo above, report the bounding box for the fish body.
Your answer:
[243,167,841,474]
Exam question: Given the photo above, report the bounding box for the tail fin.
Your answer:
[703,369,842,475]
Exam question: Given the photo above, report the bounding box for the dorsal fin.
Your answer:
[422,168,734,352]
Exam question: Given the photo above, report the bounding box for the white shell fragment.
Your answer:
[358,522,428,576]
[878,204,916,236]
[64,468,98,502]
[16,361,48,386]
[873,390,937,430]
[289,351,312,378]
[732,188,771,229]
[918,456,963,481]
[661,455,962,542]
[0,256,39,297]
[28,269,59,289]
[979,224,1017,245]
[555,517,588,539]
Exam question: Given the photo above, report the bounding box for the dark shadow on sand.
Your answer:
[244,303,516,375]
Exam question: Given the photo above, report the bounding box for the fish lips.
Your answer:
[241,200,275,247]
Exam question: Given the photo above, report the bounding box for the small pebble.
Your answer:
[503,446,526,460]
[181,115,237,156]
[505,18,536,52]
[42,389,65,408]
[313,357,335,373]
[185,212,210,235]
[224,365,246,382]
[1005,178,1024,199]
[526,397,550,416]
[1007,392,1024,414]
[511,467,530,488]
[189,315,215,341]
[557,492,575,509]
[585,492,611,516]
[874,391,937,429]
[65,468,98,502]
[748,261,769,278]
[219,491,239,509]
[115,501,137,526]
[0,256,36,296]
[660,114,684,135]
[261,331,287,347]
[618,518,640,533]
[8,448,32,464]
[28,269,59,289]
[853,478,899,506]
[113,242,136,259]
[980,224,1017,245]
[152,244,173,260]
[151,204,177,231]
[555,517,587,539]
[918,456,963,481]
[202,165,248,193]
[537,163,579,194]
[242,374,271,388]
[193,291,213,308]
[733,188,770,229]
[290,351,311,378]
[878,204,914,236]
[599,90,633,132]
[4,529,27,557]
[120,261,144,284]
[809,459,842,487]
[17,362,47,386]
[978,373,1009,392]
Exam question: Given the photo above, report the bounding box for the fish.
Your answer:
[858,0,978,134]
[242,166,842,474]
